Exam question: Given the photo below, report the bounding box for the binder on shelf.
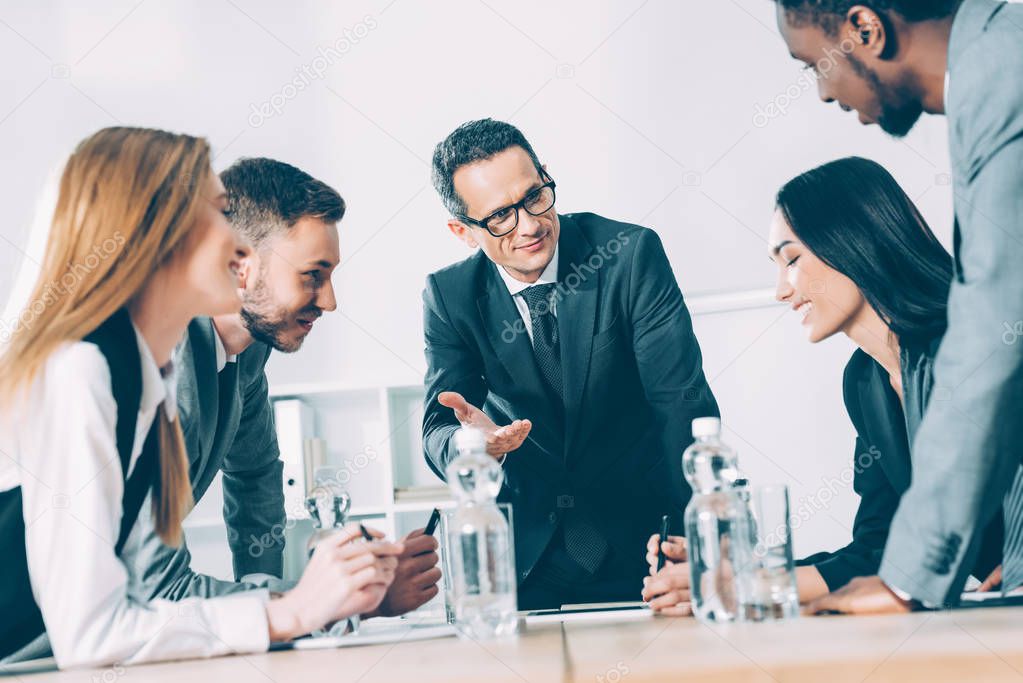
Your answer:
[273,398,314,519]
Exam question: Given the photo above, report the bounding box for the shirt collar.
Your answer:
[496,244,559,296]
[212,320,237,373]
[132,321,179,423]
[943,70,950,114]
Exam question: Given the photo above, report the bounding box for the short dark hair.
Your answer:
[775,0,961,33]
[431,118,543,217]
[776,156,952,344]
[220,157,345,249]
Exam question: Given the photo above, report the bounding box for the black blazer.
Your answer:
[421,213,718,583]
[799,337,1003,591]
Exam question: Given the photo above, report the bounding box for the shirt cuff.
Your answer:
[239,573,297,595]
[884,580,937,609]
[206,589,271,654]
[497,453,507,465]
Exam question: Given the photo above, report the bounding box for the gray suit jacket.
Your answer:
[129,317,285,600]
[878,0,1023,605]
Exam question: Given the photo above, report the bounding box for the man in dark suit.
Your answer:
[422,119,719,609]
[771,0,1023,612]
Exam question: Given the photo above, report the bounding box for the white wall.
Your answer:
[1,0,960,565]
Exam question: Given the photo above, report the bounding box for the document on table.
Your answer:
[270,622,458,651]
[522,601,653,625]
[955,589,1023,609]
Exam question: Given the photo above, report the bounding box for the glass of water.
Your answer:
[439,502,517,637]
[736,483,799,621]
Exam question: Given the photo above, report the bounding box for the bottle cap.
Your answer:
[691,417,721,438]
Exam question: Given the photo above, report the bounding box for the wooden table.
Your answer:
[15,607,1023,682]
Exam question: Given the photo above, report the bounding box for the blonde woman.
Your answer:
[0,127,402,668]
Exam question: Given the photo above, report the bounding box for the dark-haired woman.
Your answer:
[643,157,1002,612]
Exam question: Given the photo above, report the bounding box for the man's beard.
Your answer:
[847,53,923,138]
[240,279,304,353]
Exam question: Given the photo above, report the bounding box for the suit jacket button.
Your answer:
[548,512,558,523]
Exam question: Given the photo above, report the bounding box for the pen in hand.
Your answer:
[656,515,670,571]
[358,523,374,542]
[424,508,441,536]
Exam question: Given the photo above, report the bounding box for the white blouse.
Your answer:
[0,324,269,669]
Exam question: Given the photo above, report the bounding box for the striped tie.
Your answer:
[1000,465,1023,593]
[519,283,607,573]
[519,284,564,403]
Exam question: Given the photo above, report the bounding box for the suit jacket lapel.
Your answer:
[478,263,560,413]
[186,318,221,485]
[555,216,597,462]
[857,359,912,493]
[477,264,561,443]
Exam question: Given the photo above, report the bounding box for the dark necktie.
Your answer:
[519,283,564,403]
[1000,465,1023,592]
[519,283,607,574]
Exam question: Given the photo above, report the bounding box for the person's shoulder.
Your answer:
[562,212,659,263]
[841,348,874,409]
[949,4,1023,165]
[951,22,1023,104]
[986,0,1023,45]
[34,340,118,421]
[49,339,114,387]
[425,250,490,297]
[563,212,648,242]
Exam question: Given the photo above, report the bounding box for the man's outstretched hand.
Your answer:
[438,391,531,459]
[804,575,914,616]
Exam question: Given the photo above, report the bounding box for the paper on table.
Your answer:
[271,623,458,651]
[522,602,652,625]
[957,588,1023,601]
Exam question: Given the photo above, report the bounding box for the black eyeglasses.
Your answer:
[458,174,557,237]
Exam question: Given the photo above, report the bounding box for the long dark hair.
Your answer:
[776,156,952,344]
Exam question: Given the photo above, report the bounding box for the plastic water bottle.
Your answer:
[682,417,751,623]
[444,426,517,639]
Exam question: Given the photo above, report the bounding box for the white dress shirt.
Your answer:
[495,245,560,343]
[0,323,269,669]
[490,248,560,465]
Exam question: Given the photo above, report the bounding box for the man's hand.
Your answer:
[364,529,442,618]
[641,534,692,615]
[266,525,402,640]
[804,575,914,616]
[976,565,1002,592]
[438,391,531,459]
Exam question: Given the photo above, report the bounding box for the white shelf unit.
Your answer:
[269,382,453,580]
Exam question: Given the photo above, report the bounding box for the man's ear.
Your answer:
[846,6,886,58]
[447,219,479,249]
[236,249,260,291]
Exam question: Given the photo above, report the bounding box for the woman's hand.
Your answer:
[265,524,403,641]
[645,533,687,572]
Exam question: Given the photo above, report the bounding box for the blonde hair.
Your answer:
[0,126,212,545]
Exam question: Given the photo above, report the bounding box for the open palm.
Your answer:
[438,391,532,458]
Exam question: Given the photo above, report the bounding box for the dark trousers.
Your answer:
[517,527,645,610]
